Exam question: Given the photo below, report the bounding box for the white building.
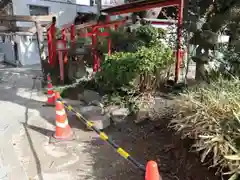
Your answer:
[3,0,124,66]
[12,0,125,27]
[13,0,91,27]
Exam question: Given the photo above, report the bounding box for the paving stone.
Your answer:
[134,110,149,124]
[79,105,110,130]
[87,115,110,130]
[111,108,129,124]
[63,98,85,107]
[79,106,103,116]
[80,90,101,104]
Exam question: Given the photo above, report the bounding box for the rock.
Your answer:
[64,98,85,107]
[77,93,84,101]
[111,108,129,124]
[134,110,149,124]
[81,90,101,104]
[79,106,104,116]
[134,96,156,124]
[104,105,120,114]
[89,100,104,108]
[87,115,110,130]
[79,105,110,130]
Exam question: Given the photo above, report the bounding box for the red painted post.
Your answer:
[47,24,56,67]
[47,28,52,65]
[107,35,111,56]
[175,0,184,83]
[92,28,98,72]
[70,24,75,49]
[58,49,64,83]
[51,24,57,67]
[106,15,111,56]
[61,28,68,63]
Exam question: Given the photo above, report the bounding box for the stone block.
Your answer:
[111,108,129,124]
[134,110,149,124]
[79,105,110,129]
[87,115,110,130]
[79,106,103,116]
[80,90,101,104]
[64,98,85,107]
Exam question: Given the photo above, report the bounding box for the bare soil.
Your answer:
[62,86,222,180]
[94,116,222,180]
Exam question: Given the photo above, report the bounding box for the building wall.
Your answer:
[0,42,16,65]
[12,0,80,27]
[10,0,125,66]
[11,0,92,66]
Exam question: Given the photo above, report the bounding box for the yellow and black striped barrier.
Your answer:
[57,97,146,173]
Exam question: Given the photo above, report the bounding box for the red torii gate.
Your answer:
[101,0,184,82]
[47,0,184,83]
[47,17,128,82]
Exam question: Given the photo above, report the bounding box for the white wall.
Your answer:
[12,0,75,27]
[11,0,91,66]
[15,35,41,66]
[76,0,90,5]
[0,42,16,65]
[11,0,125,66]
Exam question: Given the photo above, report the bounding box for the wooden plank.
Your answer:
[0,21,51,33]
[0,15,55,22]
[0,26,35,33]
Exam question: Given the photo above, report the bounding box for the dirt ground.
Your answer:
[59,87,222,180]
[0,63,223,180]
[88,116,221,180]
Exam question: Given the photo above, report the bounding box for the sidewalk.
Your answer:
[0,64,41,180]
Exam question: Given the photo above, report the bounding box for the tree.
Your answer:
[129,0,240,81]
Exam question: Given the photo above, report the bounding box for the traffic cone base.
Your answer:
[50,127,74,143]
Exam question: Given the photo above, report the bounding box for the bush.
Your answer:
[96,44,174,93]
[96,25,167,54]
[95,25,174,113]
[170,78,240,179]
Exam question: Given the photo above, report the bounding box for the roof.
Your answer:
[101,0,180,15]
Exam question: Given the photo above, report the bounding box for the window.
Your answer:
[29,5,49,16]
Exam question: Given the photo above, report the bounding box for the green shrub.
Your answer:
[96,44,174,93]
[95,25,173,112]
[96,51,138,92]
[97,25,167,54]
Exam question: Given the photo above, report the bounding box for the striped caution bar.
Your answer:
[57,97,146,172]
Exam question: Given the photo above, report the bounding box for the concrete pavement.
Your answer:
[0,63,144,180]
[0,64,126,180]
[0,64,44,180]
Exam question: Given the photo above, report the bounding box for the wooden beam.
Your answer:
[0,26,38,33]
[0,32,34,36]
[0,15,55,22]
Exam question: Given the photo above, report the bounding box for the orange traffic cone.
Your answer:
[145,161,161,180]
[53,92,73,141]
[45,74,55,106]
